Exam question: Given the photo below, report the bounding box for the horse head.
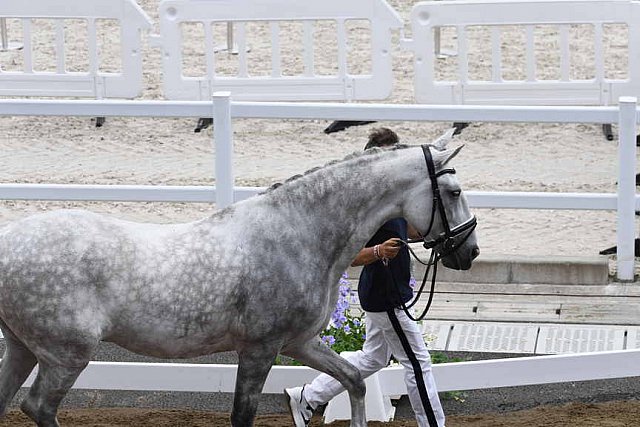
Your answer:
[402,144,479,270]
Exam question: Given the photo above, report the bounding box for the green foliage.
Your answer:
[320,309,367,354]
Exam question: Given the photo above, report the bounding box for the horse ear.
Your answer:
[430,127,457,151]
[440,144,464,166]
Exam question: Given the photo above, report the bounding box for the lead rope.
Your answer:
[384,240,440,322]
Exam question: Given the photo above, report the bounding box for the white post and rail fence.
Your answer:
[0,95,638,279]
[0,95,639,421]
[1,95,639,421]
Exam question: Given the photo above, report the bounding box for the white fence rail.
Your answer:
[0,96,638,279]
[0,0,151,98]
[17,348,640,423]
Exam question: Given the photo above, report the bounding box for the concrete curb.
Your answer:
[347,254,611,286]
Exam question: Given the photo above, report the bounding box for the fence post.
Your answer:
[213,91,234,209]
[616,96,638,281]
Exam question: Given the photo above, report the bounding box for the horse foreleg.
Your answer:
[231,345,279,427]
[0,333,37,418]
[284,337,366,427]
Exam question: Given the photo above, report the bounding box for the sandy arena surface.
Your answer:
[0,400,639,426]
[1,0,640,425]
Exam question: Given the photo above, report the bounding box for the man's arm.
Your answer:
[351,238,402,267]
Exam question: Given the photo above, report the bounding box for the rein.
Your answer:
[386,144,477,322]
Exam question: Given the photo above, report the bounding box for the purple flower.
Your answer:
[339,272,350,286]
[322,335,336,346]
[343,324,351,333]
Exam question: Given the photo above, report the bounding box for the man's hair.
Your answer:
[364,127,399,150]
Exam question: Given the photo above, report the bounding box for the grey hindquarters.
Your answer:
[0,211,118,426]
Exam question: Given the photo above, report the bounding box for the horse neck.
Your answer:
[258,151,419,272]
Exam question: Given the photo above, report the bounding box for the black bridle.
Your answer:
[388,144,477,322]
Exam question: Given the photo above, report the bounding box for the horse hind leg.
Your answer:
[0,327,38,418]
[231,345,280,427]
[20,336,96,427]
[20,360,89,427]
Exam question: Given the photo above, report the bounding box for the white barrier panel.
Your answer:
[406,0,640,105]
[18,349,640,395]
[153,0,402,101]
[0,0,151,98]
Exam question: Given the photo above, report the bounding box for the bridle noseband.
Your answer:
[389,144,477,322]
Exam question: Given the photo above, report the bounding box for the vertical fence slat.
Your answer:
[616,96,637,281]
[337,19,347,77]
[594,23,604,82]
[458,25,468,83]
[88,18,98,74]
[204,22,215,81]
[525,25,536,82]
[56,19,65,74]
[270,21,281,77]
[213,92,234,208]
[302,20,314,77]
[236,22,248,78]
[22,18,33,73]
[559,25,570,81]
[491,26,501,82]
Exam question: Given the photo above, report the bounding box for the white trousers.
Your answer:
[304,309,445,427]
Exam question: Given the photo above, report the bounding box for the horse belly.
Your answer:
[106,332,235,359]
[103,305,239,359]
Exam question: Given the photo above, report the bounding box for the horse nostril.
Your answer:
[472,247,480,259]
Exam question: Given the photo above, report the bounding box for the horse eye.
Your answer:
[451,190,461,197]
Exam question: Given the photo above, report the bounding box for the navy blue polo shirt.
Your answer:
[358,218,413,312]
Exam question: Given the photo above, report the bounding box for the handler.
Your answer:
[285,128,446,427]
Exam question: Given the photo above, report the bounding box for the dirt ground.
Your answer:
[0,400,639,427]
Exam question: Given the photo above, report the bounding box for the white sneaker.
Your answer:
[284,385,314,426]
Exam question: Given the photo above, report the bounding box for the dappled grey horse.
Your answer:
[0,142,478,426]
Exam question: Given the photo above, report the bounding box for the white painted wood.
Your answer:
[432,349,640,391]
[616,97,638,280]
[0,0,152,98]
[323,352,395,423]
[156,0,402,101]
[0,99,620,123]
[17,349,640,395]
[213,92,234,209]
[408,0,640,106]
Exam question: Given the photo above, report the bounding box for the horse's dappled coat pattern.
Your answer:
[0,144,478,427]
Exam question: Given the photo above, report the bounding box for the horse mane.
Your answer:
[261,144,411,194]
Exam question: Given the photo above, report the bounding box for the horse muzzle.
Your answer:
[424,216,479,270]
